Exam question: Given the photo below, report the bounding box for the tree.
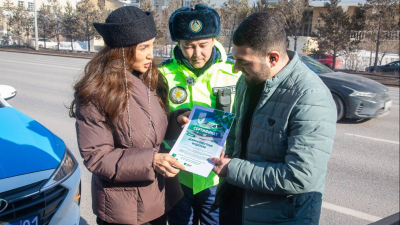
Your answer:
[12,5,30,45]
[2,0,15,41]
[0,7,4,26]
[38,3,56,48]
[191,0,215,7]
[361,0,399,71]
[140,0,154,12]
[77,0,107,52]
[302,37,318,54]
[251,0,270,13]
[24,14,34,46]
[377,40,399,64]
[157,0,181,56]
[48,0,63,50]
[219,0,251,53]
[61,2,83,51]
[141,0,164,40]
[315,0,357,70]
[276,0,311,52]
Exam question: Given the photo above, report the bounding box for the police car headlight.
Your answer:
[350,91,377,98]
[349,91,378,102]
[41,146,78,191]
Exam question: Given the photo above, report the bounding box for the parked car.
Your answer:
[365,61,400,72]
[308,53,343,69]
[0,35,14,46]
[31,38,58,49]
[227,53,392,121]
[58,41,85,51]
[0,85,81,225]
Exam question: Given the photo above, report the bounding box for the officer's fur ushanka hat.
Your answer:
[169,3,221,42]
[93,6,157,48]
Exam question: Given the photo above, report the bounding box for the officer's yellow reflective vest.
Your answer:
[158,40,241,194]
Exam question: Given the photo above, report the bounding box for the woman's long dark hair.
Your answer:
[69,45,169,128]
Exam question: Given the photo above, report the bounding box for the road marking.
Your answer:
[345,133,399,145]
[322,202,382,222]
[0,58,82,70]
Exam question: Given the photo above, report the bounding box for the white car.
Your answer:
[31,38,58,49]
[0,85,81,225]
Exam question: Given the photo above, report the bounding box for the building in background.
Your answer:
[0,0,78,37]
[1,0,398,66]
[83,0,124,9]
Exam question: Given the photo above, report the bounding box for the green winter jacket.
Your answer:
[217,51,337,224]
[158,40,241,194]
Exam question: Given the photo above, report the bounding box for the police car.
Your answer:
[0,85,81,225]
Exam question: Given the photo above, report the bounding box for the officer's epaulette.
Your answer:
[161,58,173,66]
[226,58,235,64]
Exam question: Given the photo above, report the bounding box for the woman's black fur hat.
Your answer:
[93,6,157,48]
[169,3,221,42]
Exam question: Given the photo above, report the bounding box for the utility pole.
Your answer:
[373,10,382,72]
[34,0,38,50]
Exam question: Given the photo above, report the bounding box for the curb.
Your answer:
[0,47,95,59]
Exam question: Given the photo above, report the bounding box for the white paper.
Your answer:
[169,105,235,177]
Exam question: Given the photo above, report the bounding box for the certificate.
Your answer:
[169,105,235,177]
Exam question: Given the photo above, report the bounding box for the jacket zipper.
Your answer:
[238,85,268,225]
[245,85,269,159]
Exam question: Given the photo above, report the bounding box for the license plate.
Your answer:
[384,101,392,111]
[7,215,39,225]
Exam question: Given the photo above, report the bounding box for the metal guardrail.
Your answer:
[350,30,400,41]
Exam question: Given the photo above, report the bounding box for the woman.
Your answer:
[69,6,188,225]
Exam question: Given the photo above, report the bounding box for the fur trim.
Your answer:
[169,3,221,42]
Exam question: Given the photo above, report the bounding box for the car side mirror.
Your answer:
[0,85,17,100]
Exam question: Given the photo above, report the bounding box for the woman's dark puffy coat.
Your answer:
[75,72,184,224]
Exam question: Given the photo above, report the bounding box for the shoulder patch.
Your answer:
[226,58,235,64]
[161,58,173,66]
[169,86,187,104]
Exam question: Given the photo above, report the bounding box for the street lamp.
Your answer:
[34,0,38,50]
[5,16,9,37]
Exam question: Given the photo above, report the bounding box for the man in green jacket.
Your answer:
[211,12,337,225]
[158,3,241,225]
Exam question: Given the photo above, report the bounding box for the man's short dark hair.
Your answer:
[233,12,287,55]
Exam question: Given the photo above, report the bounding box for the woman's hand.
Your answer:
[177,111,191,128]
[154,153,185,178]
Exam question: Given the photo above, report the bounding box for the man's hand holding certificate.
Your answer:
[169,105,235,177]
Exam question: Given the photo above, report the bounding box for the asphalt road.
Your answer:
[0,51,399,225]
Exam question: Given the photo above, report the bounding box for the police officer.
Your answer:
[158,3,241,225]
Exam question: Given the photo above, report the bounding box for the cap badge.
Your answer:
[169,86,188,104]
[189,20,202,33]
